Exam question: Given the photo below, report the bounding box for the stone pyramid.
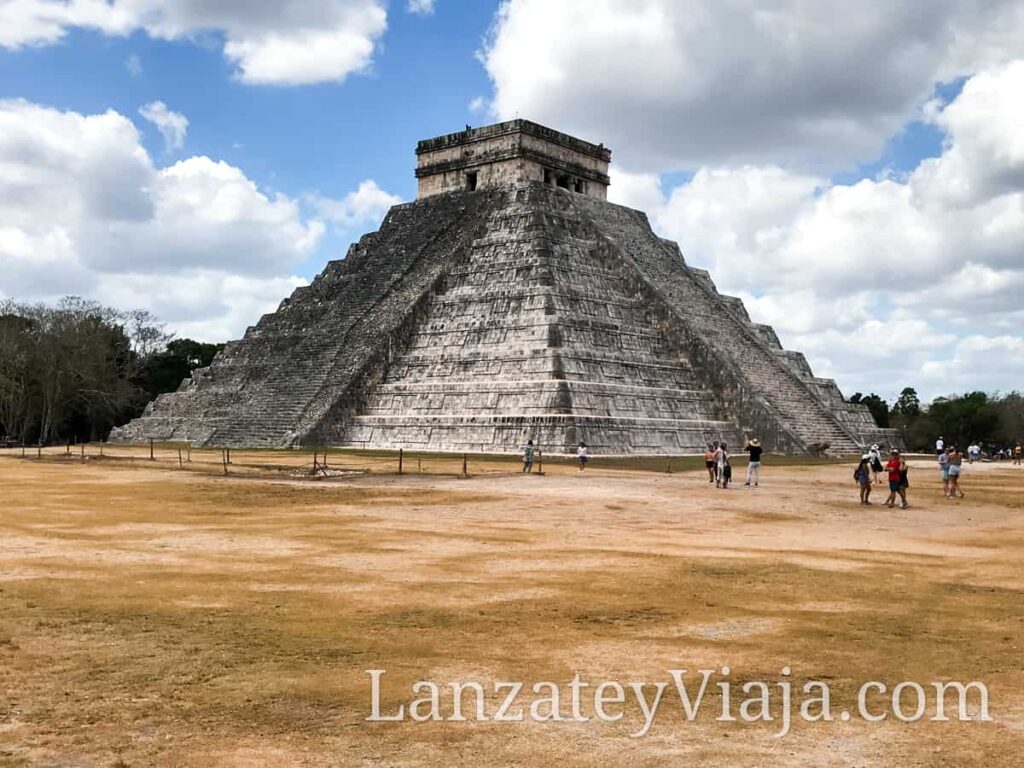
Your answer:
[113,120,894,455]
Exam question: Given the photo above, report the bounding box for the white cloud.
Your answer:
[0,99,325,341]
[480,0,1024,172]
[635,61,1024,401]
[139,100,188,151]
[310,180,402,231]
[0,0,388,86]
[407,0,436,16]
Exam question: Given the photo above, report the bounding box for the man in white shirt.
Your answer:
[935,436,945,456]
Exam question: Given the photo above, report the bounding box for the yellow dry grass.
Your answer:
[1,453,1023,766]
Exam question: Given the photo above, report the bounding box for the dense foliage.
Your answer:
[853,386,1023,451]
[0,298,223,444]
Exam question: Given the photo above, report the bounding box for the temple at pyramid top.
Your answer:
[416,119,612,199]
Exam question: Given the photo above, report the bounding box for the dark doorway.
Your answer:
[465,171,478,191]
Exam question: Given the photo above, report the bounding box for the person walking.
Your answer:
[855,454,873,505]
[947,446,965,499]
[869,444,884,485]
[522,439,535,473]
[704,443,717,483]
[743,437,763,486]
[938,448,951,498]
[577,441,589,471]
[885,449,909,509]
[935,436,945,457]
[1014,441,1023,466]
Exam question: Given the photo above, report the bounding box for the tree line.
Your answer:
[0,298,222,445]
[850,387,1023,451]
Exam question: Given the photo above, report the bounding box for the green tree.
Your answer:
[892,387,921,418]
[926,392,1000,448]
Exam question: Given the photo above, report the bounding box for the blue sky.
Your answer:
[0,1,1021,401]
[0,1,498,279]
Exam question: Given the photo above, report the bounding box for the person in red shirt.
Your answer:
[885,449,909,509]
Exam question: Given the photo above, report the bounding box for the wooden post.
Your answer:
[462,453,468,478]
[186,445,191,462]
[149,438,155,461]
[226,448,231,465]
[417,458,422,473]
[66,440,71,456]
[99,442,104,457]
[666,458,672,474]
[222,450,228,476]
[37,444,42,459]
[398,448,403,475]
[178,448,183,468]
[80,444,85,463]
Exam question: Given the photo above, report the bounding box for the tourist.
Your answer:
[885,449,909,509]
[968,443,981,463]
[938,448,951,498]
[869,443,884,485]
[716,442,730,488]
[577,441,588,471]
[1014,442,1023,466]
[522,440,535,473]
[935,435,945,457]
[855,454,873,504]
[947,446,965,499]
[743,437,763,486]
[704,443,717,483]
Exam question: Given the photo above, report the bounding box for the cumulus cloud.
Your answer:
[481,0,1024,172]
[310,180,402,231]
[0,0,388,85]
[621,61,1024,401]
[139,100,188,151]
[0,99,325,341]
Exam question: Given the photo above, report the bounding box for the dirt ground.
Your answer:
[1,452,1022,766]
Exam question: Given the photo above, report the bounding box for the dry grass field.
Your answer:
[1,450,1023,766]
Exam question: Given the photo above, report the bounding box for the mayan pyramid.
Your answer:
[113,120,895,455]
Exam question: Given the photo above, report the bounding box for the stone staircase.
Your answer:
[569,194,863,454]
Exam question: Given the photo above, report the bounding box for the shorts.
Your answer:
[889,480,902,493]
[578,455,588,464]
[858,475,871,487]
[949,465,961,477]
[706,460,715,468]
[939,469,949,481]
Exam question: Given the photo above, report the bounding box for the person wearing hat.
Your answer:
[744,437,763,486]
[885,449,909,509]
[868,443,883,485]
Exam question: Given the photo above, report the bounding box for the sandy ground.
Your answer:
[1,453,1023,766]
